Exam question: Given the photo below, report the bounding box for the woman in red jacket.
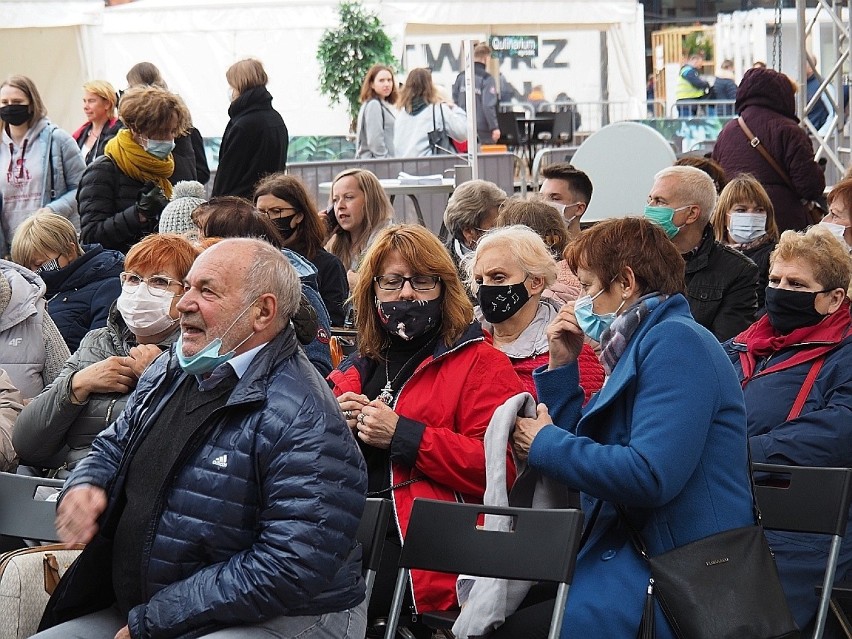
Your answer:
[468,224,604,403]
[328,224,523,637]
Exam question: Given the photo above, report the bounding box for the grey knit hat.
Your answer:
[158,181,206,237]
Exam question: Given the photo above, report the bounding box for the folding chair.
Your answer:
[752,463,852,639]
[0,472,64,542]
[383,498,584,639]
[357,497,392,607]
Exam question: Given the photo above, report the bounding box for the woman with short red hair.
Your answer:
[14,233,199,477]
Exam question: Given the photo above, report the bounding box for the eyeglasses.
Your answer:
[120,272,181,297]
[374,274,441,291]
[258,206,296,218]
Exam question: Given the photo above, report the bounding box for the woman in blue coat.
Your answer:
[504,217,754,638]
[725,224,852,635]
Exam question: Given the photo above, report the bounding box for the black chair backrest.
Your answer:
[497,111,524,146]
[399,499,584,583]
[0,473,63,542]
[551,110,576,140]
[357,498,392,574]
[752,463,852,537]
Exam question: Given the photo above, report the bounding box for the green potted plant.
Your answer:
[317,0,397,131]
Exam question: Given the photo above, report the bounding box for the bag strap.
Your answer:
[46,125,56,200]
[786,355,825,420]
[736,117,798,194]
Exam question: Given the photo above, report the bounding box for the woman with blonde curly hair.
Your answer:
[325,168,393,292]
[329,224,522,635]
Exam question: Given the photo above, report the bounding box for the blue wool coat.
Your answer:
[726,324,852,630]
[531,294,754,639]
[40,244,123,352]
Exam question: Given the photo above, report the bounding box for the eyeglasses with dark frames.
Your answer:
[373,274,441,291]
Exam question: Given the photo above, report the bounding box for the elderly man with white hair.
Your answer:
[37,238,368,639]
[645,164,759,341]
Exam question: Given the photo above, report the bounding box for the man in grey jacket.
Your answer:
[452,42,501,144]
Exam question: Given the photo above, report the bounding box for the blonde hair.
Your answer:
[353,224,473,359]
[325,168,393,268]
[82,80,118,117]
[11,212,82,268]
[466,225,557,295]
[226,59,268,96]
[772,225,852,291]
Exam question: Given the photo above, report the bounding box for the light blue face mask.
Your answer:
[145,139,176,160]
[574,288,625,342]
[176,301,256,376]
[643,204,690,239]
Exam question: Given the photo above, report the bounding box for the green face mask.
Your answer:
[643,204,690,239]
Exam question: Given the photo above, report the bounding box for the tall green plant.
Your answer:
[317,0,396,129]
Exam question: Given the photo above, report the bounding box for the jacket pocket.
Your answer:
[686,283,723,325]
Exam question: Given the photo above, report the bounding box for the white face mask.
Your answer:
[820,220,849,245]
[728,212,767,244]
[116,286,177,337]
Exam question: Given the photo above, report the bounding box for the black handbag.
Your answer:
[428,104,451,155]
[618,459,800,639]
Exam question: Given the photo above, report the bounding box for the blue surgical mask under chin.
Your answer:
[145,139,176,159]
[574,289,624,342]
[176,302,256,376]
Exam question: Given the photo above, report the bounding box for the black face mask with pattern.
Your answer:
[375,297,442,341]
[477,281,530,324]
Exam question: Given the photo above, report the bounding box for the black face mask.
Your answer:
[375,297,442,341]
[477,281,530,324]
[764,286,829,334]
[272,215,297,239]
[0,104,31,127]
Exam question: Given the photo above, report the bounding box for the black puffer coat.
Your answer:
[712,67,825,233]
[77,156,160,254]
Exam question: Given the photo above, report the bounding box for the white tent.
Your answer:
[0,0,104,133]
[98,0,645,138]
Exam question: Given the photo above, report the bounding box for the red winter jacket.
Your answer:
[712,67,824,233]
[328,322,523,612]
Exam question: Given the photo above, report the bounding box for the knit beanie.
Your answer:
[158,181,206,236]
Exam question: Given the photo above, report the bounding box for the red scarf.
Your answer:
[734,300,852,382]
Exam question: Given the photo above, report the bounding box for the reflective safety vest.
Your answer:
[676,65,706,100]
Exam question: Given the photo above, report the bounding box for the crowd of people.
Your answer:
[0,54,849,639]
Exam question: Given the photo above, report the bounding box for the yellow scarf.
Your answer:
[104,129,174,198]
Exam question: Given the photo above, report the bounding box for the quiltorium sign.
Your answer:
[489,35,539,59]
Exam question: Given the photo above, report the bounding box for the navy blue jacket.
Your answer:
[43,327,367,638]
[726,316,852,630]
[40,244,123,352]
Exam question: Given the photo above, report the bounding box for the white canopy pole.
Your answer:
[463,38,479,180]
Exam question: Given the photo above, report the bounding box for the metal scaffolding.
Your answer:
[797,0,850,184]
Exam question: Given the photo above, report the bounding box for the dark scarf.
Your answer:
[730,232,774,254]
[599,293,668,375]
[409,97,428,116]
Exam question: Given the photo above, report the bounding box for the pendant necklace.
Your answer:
[378,339,434,405]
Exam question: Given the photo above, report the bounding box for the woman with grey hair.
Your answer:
[443,179,507,270]
[467,225,604,403]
